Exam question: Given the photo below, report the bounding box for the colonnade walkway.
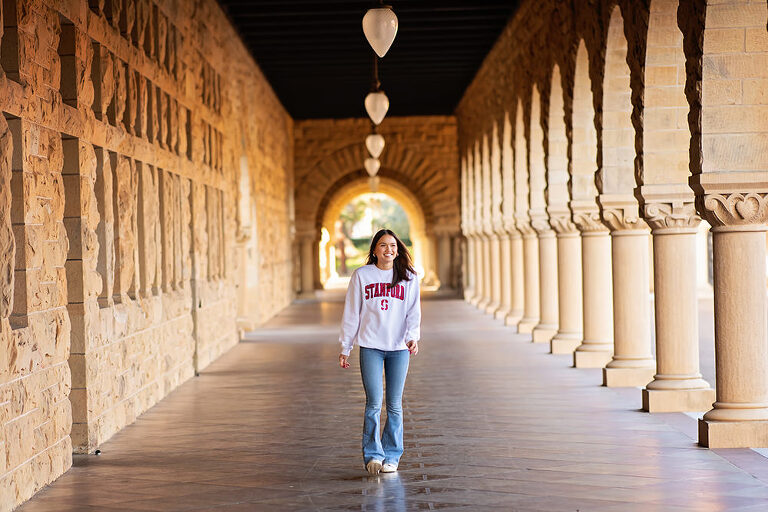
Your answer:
[18,295,768,511]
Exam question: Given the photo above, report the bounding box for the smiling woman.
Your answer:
[338,228,421,475]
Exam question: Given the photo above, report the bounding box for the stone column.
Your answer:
[600,197,656,387]
[572,206,614,368]
[697,220,713,297]
[517,226,540,333]
[550,215,583,354]
[641,197,715,412]
[464,234,477,302]
[437,233,453,290]
[470,233,485,307]
[478,231,493,311]
[299,235,316,299]
[531,217,558,343]
[505,229,525,327]
[696,191,768,448]
[494,232,512,320]
[485,231,502,315]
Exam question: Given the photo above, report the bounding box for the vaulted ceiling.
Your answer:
[216,0,519,119]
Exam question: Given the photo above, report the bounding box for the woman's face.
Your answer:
[374,234,398,265]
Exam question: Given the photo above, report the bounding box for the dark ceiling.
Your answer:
[216,0,520,119]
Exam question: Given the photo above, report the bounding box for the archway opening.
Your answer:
[318,176,431,290]
[326,192,412,283]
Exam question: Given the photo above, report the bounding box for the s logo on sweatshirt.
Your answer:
[381,299,389,310]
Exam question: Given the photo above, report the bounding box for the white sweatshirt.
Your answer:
[339,264,421,356]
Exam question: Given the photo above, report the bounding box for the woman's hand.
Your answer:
[339,354,350,369]
[407,340,419,356]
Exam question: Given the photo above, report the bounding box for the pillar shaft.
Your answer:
[470,235,484,306]
[532,229,558,343]
[573,212,613,368]
[518,231,540,333]
[505,232,524,327]
[642,209,714,411]
[437,234,453,290]
[299,237,315,298]
[486,234,502,314]
[550,230,583,354]
[495,233,512,320]
[478,235,493,310]
[602,229,655,386]
[463,236,475,302]
[705,227,768,421]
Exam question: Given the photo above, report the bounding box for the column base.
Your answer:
[477,298,491,311]
[699,419,768,448]
[550,335,581,355]
[532,325,558,344]
[504,312,522,329]
[602,366,655,388]
[573,349,613,368]
[469,295,482,306]
[484,301,501,315]
[494,307,510,321]
[642,388,715,413]
[517,317,539,334]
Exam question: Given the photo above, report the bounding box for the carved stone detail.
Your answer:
[643,200,700,232]
[700,192,768,227]
[549,213,578,235]
[598,196,649,232]
[572,210,608,233]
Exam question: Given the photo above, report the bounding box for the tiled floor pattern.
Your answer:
[17,295,768,511]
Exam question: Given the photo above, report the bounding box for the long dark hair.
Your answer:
[366,229,416,287]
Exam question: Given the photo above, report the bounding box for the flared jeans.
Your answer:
[359,347,410,466]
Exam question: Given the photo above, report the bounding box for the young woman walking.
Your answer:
[339,229,421,475]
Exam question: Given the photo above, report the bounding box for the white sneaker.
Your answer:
[366,460,383,475]
[380,463,398,473]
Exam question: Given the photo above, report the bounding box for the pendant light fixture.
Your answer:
[366,133,385,158]
[364,158,380,177]
[364,56,389,125]
[362,2,398,58]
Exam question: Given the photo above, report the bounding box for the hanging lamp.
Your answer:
[365,56,389,125]
[366,133,385,158]
[364,158,380,177]
[362,3,398,58]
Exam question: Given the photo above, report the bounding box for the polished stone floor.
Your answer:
[18,293,768,511]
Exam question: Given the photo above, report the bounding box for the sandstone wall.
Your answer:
[293,116,460,288]
[0,0,294,509]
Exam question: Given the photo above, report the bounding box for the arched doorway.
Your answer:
[318,176,431,288]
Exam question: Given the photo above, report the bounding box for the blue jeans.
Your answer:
[359,347,410,466]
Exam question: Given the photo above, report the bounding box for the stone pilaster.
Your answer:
[477,225,493,311]
[549,211,583,355]
[298,233,317,299]
[640,190,715,412]
[599,196,655,387]
[694,183,768,448]
[531,213,558,343]
[571,203,614,368]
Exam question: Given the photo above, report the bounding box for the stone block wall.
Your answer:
[0,0,294,509]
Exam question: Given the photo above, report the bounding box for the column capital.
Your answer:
[698,192,768,228]
[643,200,700,233]
[547,207,578,235]
[570,200,608,233]
[598,194,649,233]
[529,209,552,235]
[639,184,700,233]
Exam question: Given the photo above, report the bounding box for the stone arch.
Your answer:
[317,176,429,286]
[599,4,635,197]
[547,64,570,220]
[571,39,599,206]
